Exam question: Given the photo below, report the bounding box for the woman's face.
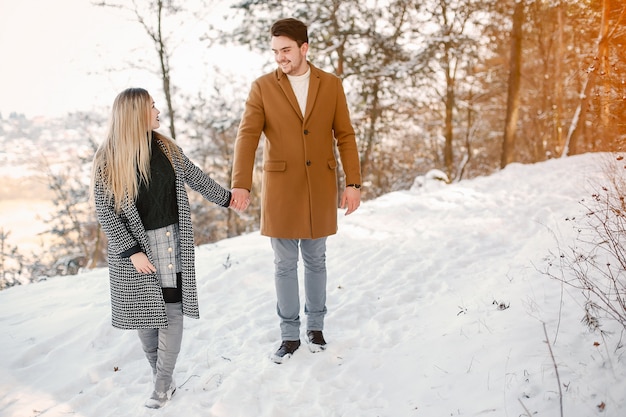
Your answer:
[150,97,160,130]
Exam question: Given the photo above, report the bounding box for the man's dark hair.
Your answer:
[270,18,308,47]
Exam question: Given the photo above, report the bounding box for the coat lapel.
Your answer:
[276,63,321,122]
[277,70,304,120]
[304,65,320,124]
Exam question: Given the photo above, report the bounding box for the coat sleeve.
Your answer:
[232,80,265,191]
[332,76,362,186]
[178,149,232,207]
[93,170,141,257]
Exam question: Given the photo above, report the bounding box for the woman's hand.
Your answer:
[231,188,251,212]
[130,252,157,274]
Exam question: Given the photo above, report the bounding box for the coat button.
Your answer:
[168,247,173,253]
[306,160,311,166]
[304,129,309,135]
[166,231,171,237]
[168,264,174,269]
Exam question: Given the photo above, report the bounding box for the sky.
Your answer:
[0,0,265,118]
[1,152,625,417]
[0,0,138,117]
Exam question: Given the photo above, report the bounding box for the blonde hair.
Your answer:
[91,88,179,213]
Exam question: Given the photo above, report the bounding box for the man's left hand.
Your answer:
[340,187,361,215]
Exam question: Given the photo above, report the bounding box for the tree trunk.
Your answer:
[553,1,565,155]
[501,1,524,169]
[443,74,455,178]
[153,0,176,140]
[598,0,611,150]
[563,0,610,156]
[360,81,380,192]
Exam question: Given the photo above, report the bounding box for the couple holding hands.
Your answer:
[91,18,361,408]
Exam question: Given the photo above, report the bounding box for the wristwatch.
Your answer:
[346,184,361,190]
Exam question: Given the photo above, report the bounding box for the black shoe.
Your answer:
[270,340,301,364]
[306,330,327,352]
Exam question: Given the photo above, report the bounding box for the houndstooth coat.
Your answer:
[93,139,231,329]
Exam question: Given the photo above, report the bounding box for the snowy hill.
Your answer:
[1,153,624,417]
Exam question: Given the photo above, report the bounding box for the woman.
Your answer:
[91,88,235,409]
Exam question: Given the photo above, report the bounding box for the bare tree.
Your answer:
[93,0,189,139]
[182,78,261,243]
[562,0,625,156]
[416,0,498,180]
[38,120,105,272]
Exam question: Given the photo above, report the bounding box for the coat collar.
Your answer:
[275,61,321,123]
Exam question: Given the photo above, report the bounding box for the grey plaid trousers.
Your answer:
[145,223,182,288]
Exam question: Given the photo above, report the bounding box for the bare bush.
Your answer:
[544,154,626,333]
[0,228,27,289]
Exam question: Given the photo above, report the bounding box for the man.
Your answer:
[231,17,362,364]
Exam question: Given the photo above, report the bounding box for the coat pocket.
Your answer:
[327,159,338,170]
[264,160,287,172]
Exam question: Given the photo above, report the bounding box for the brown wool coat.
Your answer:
[232,63,361,239]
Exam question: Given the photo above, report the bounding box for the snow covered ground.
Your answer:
[1,152,624,417]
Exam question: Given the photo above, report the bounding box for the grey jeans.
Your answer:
[137,302,183,393]
[271,237,328,341]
